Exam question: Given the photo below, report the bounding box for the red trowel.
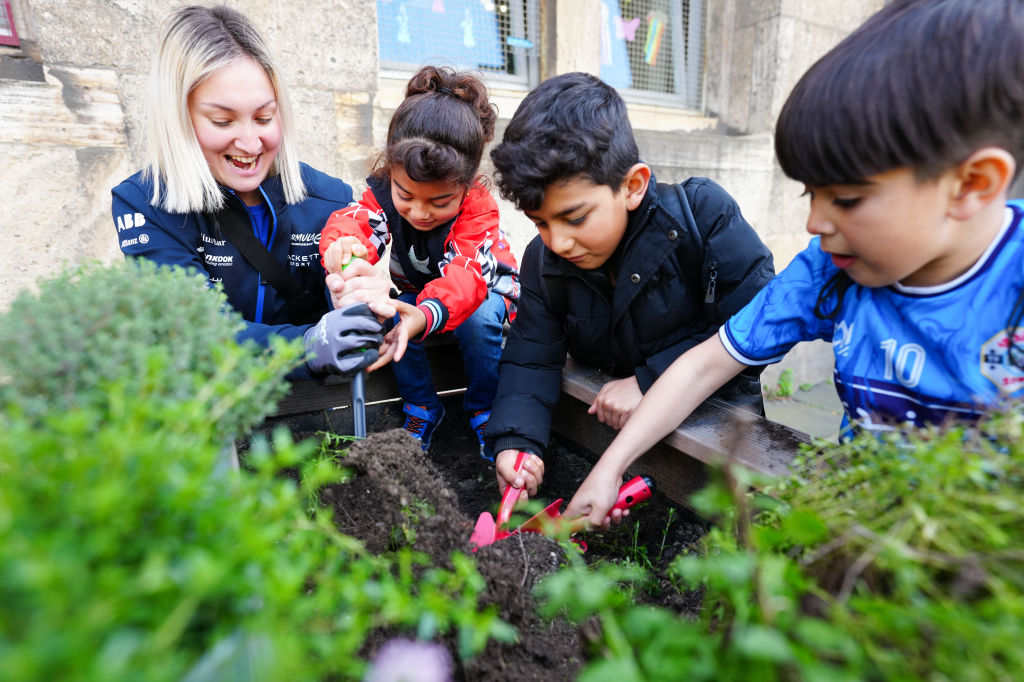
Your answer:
[469,451,531,548]
[469,459,653,549]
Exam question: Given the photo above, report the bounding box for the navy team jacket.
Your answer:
[111,163,353,379]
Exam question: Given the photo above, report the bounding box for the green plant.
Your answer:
[774,369,795,398]
[768,415,1024,679]
[0,397,511,681]
[390,498,437,547]
[0,259,299,441]
[627,520,652,571]
[762,369,795,400]
[536,412,1024,681]
[0,262,514,681]
[621,508,677,574]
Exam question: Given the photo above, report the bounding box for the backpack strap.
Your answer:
[660,181,711,303]
[207,207,325,325]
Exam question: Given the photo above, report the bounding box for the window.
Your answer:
[0,1,19,47]
[376,0,539,88]
[599,0,706,110]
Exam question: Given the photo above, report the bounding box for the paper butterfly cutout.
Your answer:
[615,16,640,42]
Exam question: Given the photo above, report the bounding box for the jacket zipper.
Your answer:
[705,261,718,304]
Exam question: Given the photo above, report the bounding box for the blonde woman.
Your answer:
[112,5,390,378]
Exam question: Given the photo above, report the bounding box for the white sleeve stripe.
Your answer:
[718,326,785,366]
[421,299,445,335]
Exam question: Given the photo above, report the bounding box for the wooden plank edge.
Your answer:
[560,358,812,479]
[270,342,470,418]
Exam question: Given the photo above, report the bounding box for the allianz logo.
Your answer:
[116,212,146,232]
[291,232,321,245]
[119,233,150,249]
[204,253,234,265]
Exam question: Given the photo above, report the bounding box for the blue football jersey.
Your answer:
[721,204,1024,432]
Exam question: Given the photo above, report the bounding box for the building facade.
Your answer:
[0,0,888,380]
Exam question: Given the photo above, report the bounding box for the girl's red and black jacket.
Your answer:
[320,176,520,342]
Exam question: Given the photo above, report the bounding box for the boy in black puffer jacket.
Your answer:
[485,72,775,499]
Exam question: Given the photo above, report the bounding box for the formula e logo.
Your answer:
[980,326,1024,394]
[116,212,146,232]
[291,232,320,245]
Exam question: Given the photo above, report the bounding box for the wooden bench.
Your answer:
[269,335,467,421]
[270,348,812,508]
[552,357,812,507]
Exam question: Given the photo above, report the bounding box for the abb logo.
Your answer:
[116,213,146,232]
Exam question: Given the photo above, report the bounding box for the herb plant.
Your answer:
[537,412,1024,680]
[0,262,509,681]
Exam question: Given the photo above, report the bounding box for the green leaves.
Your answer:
[0,260,302,442]
[536,410,1024,680]
[0,262,505,680]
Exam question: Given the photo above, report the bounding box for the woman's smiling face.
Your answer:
[188,56,282,206]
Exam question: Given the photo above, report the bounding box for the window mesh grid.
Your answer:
[377,0,537,84]
[600,0,706,109]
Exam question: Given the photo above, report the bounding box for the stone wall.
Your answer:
[0,0,885,385]
[0,0,381,311]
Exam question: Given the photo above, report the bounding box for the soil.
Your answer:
[265,397,707,681]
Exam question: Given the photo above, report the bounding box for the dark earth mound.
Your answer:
[262,395,706,680]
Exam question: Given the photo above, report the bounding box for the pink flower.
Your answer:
[364,638,453,682]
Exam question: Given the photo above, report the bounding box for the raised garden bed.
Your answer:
[259,398,706,680]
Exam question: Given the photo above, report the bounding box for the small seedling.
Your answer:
[655,507,677,564]
[763,368,795,399]
[390,498,436,547]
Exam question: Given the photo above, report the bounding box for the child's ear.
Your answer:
[622,163,652,211]
[948,147,1016,220]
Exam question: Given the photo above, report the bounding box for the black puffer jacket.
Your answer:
[486,176,775,457]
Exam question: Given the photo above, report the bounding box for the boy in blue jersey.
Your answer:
[564,0,1024,527]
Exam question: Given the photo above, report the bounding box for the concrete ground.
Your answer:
[759,339,843,441]
[764,380,843,442]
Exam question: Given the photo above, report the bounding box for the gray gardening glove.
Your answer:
[303,303,383,377]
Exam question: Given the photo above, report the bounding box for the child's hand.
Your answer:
[495,449,544,498]
[587,375,642,430]
[365,299,423,371]
[323,236,368,274]
[326,258,393,316]
[564,463,627,531]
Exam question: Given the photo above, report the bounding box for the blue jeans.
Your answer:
[391,290,506,414]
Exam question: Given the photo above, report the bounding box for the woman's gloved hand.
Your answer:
[303,303,384,376]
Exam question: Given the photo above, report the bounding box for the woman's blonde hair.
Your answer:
[144,5,305,213]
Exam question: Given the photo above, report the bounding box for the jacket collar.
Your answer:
[610,172,659,272]
[220,172,286,214]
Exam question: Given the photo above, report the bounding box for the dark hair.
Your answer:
[490,72,639,212]
[373,66,496,186]
[776,0,1024,187]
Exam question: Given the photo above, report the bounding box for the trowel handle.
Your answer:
[496,451,529,527]
[339,256,369,439]
[565,475,654,535]
[611,475,653,511]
